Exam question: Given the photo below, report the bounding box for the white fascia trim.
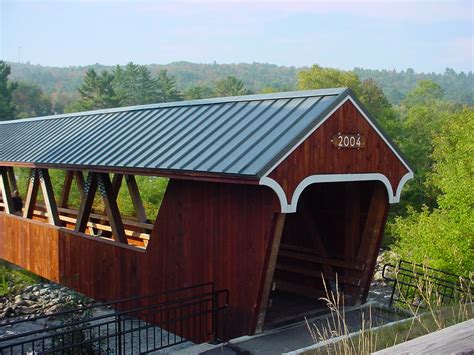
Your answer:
[260,173,413,213]
[259,177,292,213]
[260,95,413,178]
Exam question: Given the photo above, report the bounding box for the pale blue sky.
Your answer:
[1,0,472,72]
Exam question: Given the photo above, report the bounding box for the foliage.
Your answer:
[156,69,181,102]
[113,62,161,106]
[183,85,214,100]
[12,81,54,118]
[392,109,474,275]
[71,69,121,111]
[0,61,18,120]
[213,76,250,97]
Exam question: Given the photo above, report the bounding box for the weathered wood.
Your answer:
[23,169,40,219]
[0,168,14,214]
[125,175,147,223]
[38,169,61,226]
[98,173,127,244]
[254,213,286,333]
[75,172,98,233]
[7,167,18,192]
[60,171,74,208]
[374,319,474,355]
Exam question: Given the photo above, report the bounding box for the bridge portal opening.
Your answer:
[263,181,386,330]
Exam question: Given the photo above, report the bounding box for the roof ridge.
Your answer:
[0,88,349,124]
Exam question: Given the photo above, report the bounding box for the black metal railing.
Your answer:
[0,282,229,354]
[382,259,472,309]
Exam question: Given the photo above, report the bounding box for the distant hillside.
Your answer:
[7,61,473,105]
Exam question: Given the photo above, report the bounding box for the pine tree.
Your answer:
[157,70,181,102]
[76,69,121,110]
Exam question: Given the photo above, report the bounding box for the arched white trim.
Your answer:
[260,173,414,213]
[396,172,414,199]
[259,177,292,213]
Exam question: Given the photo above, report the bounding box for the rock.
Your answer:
[14,295,23,302]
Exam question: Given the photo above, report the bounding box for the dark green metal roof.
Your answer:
[1,88,409,178]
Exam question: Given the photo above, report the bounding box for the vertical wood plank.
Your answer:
[23,169,40,219]
[0,168,14,214]
[98,173,127,244]
[60,171,74,208]
[39,169,61,226]
[75,172,98,233]
[254,213,286,333]
[125,175,147,223]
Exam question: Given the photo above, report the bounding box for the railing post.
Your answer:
[116,312,123,355]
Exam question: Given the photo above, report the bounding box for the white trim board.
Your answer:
[260,172,413,213]
[260,95,413,178]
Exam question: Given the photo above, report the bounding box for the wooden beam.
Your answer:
[0,168,14,214]
[254,213,286,333]
[59,171,74,208]
[6,167,18,192]
[38,169,61,226]
[357,183,389,302]
[75,171,86,201]
[111,173,123,199]
[125,175,147,223]
[75,172,98,233]
[98,173,127,244]
[23,169,40,219]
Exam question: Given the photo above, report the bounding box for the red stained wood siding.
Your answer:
[0,179,279,340]
[268,100,409,202]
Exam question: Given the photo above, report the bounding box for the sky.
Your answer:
[1,0,472,73]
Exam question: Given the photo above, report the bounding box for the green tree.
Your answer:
[213,76,249,97]
[0,61,17,120]
[183,85,214,100]
[12,81,53,118]
[157,69,181,102]
[396,81,454,210]
[392,108,474,275]
[113,62,160,106]
[298,64,362,95]
[74,69,121,111]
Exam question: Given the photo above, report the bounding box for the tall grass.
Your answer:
[305,268,473,355]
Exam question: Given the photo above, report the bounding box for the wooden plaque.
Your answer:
[331,133,365,149]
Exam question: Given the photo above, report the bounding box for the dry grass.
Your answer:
[304,269,473,355]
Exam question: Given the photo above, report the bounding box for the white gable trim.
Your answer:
[260,172,413,213]
[260,95,413,178]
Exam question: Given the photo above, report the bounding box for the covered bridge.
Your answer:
[0,88,412,340]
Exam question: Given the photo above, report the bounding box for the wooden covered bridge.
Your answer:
[0,88,413,340]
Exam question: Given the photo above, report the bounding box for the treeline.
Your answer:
[7,61,473,112]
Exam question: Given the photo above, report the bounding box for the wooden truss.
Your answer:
[0,167,151,247]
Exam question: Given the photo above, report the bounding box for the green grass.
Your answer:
[0,260,43,297]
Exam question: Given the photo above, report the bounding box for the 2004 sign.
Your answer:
[331,133,365,149]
